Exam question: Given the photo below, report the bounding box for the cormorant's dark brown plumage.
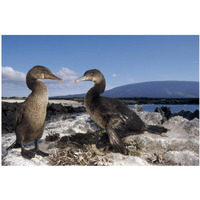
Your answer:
[76,69,167,153]
[7,65,63,159]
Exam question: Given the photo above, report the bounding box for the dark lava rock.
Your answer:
[46,133,60,142]
[155,106,172,122]
[2,102,20,134]
[193,110,199,119]
[155,106,199,121]
[2,102,86,134]
[173,109,199,120]
[46,103,86,117]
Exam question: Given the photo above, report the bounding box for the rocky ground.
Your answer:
[2,100,86,134]
[1,101,199,166]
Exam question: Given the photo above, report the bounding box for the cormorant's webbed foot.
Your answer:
[6,141,21,151]
[34,140,49,157]
[36,149,49,157]
[20,141,36,159]
[21,148,36,159]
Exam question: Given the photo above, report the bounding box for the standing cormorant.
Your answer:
[76,69,167,153]
[7,65,63,159]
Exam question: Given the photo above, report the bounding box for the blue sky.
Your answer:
[2,35,199,97]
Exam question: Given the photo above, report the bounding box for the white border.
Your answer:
[0,1,200,200]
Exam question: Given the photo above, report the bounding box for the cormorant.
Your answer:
[76,69,167,153]
[7,65,63,159]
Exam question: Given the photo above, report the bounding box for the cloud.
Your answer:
[2,66,26,86]
[112,73,117,78]
[2,66,78,87]
[2,66,79,97]
[56,67,78,84]
[43,67,78,88]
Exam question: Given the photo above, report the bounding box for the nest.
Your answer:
[49,144,112,166]
[47,131,112,166]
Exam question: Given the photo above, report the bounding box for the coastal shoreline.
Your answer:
[2,97,199,105]
[1,100,199,166]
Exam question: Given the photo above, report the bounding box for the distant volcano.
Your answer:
[55,81,199,98]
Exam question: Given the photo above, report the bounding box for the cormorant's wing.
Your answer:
[100,96,146,133]
[100,97,131,116]
[15,103,26,128]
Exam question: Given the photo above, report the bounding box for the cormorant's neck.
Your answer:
[86,79,105,100]
[26,76,47,95]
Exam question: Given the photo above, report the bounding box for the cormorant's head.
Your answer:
[75,69,104,84]
[27,65,63,82]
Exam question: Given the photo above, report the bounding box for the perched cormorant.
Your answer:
[76,69,168,153]
[7,65,63,159]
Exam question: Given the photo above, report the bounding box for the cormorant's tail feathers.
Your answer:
[6,141,21,151]
[107,129,124,154]
[146,125,168,134]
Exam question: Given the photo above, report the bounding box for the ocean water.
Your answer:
[129,104,199,113]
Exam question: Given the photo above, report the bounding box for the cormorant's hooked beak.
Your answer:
[44,73,63,82]
[75,76,91,83]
